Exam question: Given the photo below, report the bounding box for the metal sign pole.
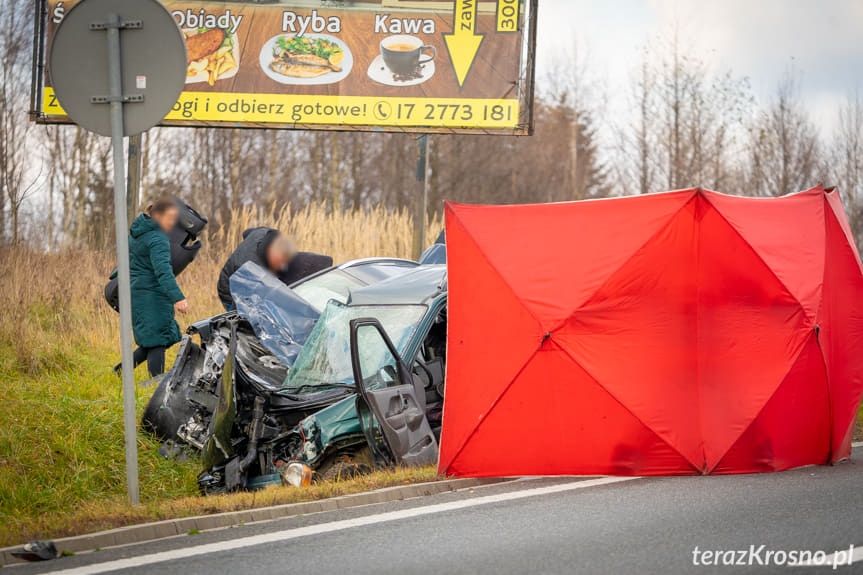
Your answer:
[106,11,139,505]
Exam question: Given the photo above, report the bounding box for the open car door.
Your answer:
[350,318,438,467]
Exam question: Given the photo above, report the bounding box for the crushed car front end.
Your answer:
[142,258,419,460]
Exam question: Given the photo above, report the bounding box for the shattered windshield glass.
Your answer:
[230,262,320,367]
[282,301,427,393]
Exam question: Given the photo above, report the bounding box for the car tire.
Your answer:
[141,336,205,439]
[141,370,172,436]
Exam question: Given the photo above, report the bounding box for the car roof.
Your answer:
[347,265,447,306]
[340,258,420,285]
[288,257,418,289]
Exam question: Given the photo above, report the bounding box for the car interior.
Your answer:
[412,306,447,439]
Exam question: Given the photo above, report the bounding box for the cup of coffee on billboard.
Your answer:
[381,35,435,75]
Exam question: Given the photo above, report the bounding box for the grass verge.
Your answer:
[2,466,439,547]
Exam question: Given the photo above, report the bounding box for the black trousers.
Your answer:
[132,346,167,378]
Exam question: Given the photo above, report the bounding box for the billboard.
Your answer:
[32,0,538,135]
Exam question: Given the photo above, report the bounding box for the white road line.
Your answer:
[852,442,863,448]
[43,477,638,575]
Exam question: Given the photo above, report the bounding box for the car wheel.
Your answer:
[141,371,171,436]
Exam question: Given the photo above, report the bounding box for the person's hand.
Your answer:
[174,299,190,314]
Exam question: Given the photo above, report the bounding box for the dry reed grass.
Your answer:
[0,203,442,374]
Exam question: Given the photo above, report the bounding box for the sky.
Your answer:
[535,0,863,136]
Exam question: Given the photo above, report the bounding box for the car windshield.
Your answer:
[282,301,427,393]
[292,269,365,312]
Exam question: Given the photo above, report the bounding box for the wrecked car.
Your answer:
[197,265,447,493]
[141,257,420,455]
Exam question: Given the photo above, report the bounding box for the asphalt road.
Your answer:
[11,448,863,575]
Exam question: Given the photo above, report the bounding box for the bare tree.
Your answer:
[745,68,824,197]
[0,0,37,244]
[830,92,863,244]
[42,124,113,248]
[618,47,658,195]
[617,32,750,195]
[541,40,609,201]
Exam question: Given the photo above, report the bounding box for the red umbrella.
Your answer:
[440,186,863,476]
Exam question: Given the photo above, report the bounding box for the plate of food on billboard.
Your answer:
[185,27,241,86]
[260,34,353,85]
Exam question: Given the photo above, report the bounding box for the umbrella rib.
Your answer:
[548,192,699,333]
[705,330,816,473]
[447,209,546,330]
[703,194,812,322]
[824,191,863,274]
[553,341,702,473]
[694,196,708,471]
[820,199,834,464]
[443,348,540,472]
[816,331,835,465]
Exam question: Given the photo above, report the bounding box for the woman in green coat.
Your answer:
[116,196,190,378]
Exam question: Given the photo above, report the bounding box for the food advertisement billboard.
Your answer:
[32,0,538,135]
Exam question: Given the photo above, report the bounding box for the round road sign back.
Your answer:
[49,0,187,137]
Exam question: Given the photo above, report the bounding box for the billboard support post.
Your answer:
[424,136,432,252]
[127,132,143,224]
[412,134,429,261]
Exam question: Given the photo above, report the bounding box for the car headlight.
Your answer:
[282,462,312,487]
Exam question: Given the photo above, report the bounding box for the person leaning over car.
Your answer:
[217,227,296,310]
[114,196,190,378]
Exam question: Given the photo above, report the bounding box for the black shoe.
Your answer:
[112,363,122,377]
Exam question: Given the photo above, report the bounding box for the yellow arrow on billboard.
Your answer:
[444,0,485,88]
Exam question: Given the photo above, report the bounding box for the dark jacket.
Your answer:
[129,214,185,348]
[217,227,278,308]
